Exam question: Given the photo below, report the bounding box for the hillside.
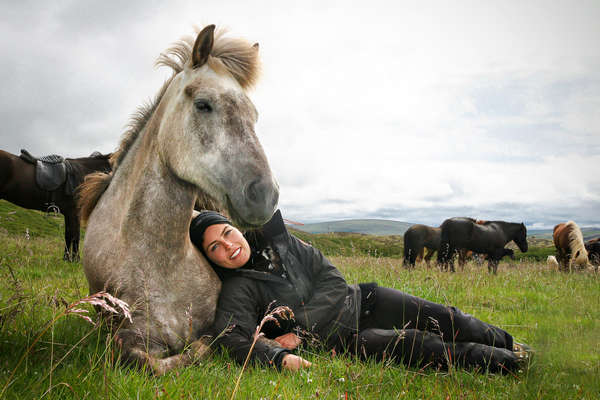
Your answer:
[292,218,413,235]
[529,227,600,241]
[0,200,65,238]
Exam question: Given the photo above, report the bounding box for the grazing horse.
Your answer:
[0,149,111,261]
[584,238,600,269]
[78,25,279,375]
[553,221,589,272]
[403,224,440,267]
[437,217,528,274]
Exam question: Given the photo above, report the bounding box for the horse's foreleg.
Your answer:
[62,211,81,262]
[71,215,81,262]
[120,336,212,376]
[63,214,72,261]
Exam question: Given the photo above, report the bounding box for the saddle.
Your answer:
[20,149,74,193]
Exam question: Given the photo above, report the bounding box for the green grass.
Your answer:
[0,200,65,239]
[1,201,599,399]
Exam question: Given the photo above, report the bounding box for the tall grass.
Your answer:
[1,203,599,399]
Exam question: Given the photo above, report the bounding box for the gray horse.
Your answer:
[78,25,279,374]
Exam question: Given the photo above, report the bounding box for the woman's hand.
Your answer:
[274,333,301,350]
[281,354,312,371]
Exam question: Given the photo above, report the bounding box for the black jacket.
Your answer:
[211,210,362,369]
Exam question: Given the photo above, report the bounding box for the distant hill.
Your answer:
[529,227,600,241]
[291,217,600,241]
[291,219,413,236]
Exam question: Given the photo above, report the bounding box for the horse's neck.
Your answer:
[498,222,520,242]
[108,139,195,249]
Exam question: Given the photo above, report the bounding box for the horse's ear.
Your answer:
[192,25,216,68]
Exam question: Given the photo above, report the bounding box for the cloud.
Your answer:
[1,1,599,229]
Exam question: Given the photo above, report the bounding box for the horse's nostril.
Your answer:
[244,177,279,210]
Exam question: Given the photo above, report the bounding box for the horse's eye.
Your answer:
[195,100,212,113]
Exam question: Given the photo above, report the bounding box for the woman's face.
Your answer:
[202,223,251,269]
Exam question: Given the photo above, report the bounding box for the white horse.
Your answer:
[78,25,279,374]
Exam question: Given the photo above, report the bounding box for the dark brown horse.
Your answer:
[437,217,527,274]
[403,224,440,267]
[0,149,111,261]
[585,238,600,269]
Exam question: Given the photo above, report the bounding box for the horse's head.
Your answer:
[573,248,589,268]
[156,25,278,227]
[513,223,528,253]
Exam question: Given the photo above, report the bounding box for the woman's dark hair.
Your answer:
[189,211,267,281]
[189,211,231,250]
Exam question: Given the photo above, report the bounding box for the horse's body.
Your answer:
[0,149,110,261]
[78,26,278,375]
[553,221,589,272]
[437,217,528,274]
[403,224,440,267]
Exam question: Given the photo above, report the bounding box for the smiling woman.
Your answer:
[189,209,532,373]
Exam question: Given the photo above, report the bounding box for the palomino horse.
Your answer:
[553,221,589,272]
[78,25,279,375]
[437,217,528,274]
[0,149,111,261]
[403,224,440,267]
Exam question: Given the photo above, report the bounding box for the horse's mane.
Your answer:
[79,26,260,224]
[565,220,588,262]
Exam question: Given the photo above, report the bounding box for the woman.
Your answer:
[190,210,530,372]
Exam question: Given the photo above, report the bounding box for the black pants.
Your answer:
[353,286,518,373]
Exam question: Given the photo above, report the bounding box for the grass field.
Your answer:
[1,201,599,399]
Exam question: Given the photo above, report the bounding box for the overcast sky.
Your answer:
[1,1,599,228]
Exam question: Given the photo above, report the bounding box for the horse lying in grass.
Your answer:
[78,25,279,375]
[437,217,527,274]
[0,149,111,261]
[553,221,589,272]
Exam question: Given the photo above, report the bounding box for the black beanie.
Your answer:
[189,211,231,250]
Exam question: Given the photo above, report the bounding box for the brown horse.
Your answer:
[78,25,278,375]
[0,149,111,261]
[553,221,589,272]
[403,224,440,267]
